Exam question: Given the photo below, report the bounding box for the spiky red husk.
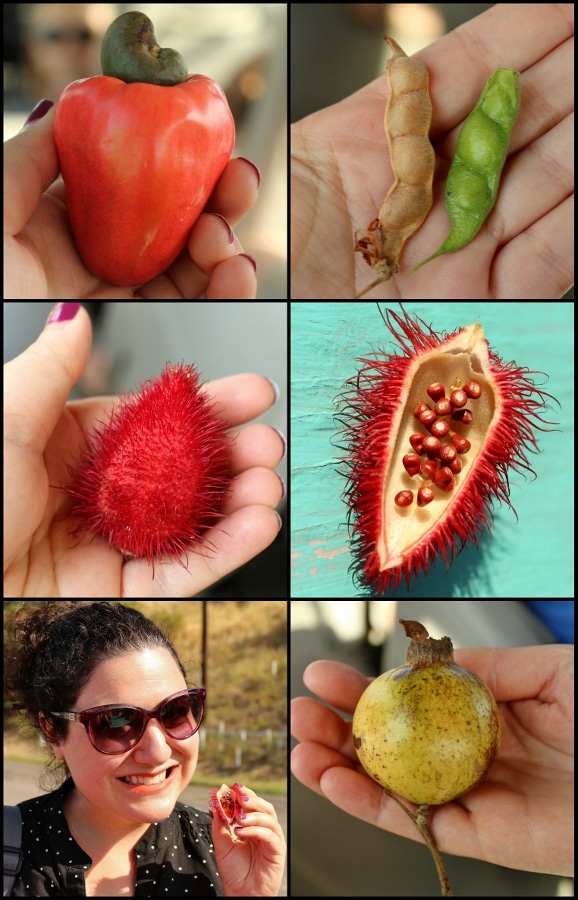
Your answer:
[209,783,243,840]
[64,362,231,574]
[335,306,557,594]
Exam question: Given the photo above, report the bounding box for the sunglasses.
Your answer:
[51,688,205,755]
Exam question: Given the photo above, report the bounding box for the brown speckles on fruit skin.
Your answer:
[352,622,501,806]
[352,663,501,805]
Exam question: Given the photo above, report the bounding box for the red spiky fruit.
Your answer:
[336,306,557,594]
[209,782,243,841]
[64,362,231,574]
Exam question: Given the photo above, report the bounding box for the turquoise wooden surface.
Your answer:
[291,302,573,597]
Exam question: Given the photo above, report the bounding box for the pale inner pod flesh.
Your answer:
[379,324,495,571]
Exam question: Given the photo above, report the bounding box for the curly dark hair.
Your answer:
[4,601,187,787]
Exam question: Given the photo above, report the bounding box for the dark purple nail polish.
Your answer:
[45,302,81,325]
[211,213,234,244]
[24,99,54,128]
[239,253,257,273]
[237,157,261,188]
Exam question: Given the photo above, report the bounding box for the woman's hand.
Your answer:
[211,784,286,896]
[4,106,258,299]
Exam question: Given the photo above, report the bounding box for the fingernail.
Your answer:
[277,473,286,501]
[23,99,54,129]
[239,253,257,273]
[45,302,81,326]
[236,809,247,820]
[265,377,280,404]
[211,213,234,244]
[237,157,261,188]
[271,426,287,461]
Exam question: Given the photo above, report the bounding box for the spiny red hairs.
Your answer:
[209,782,244,841]
[335,305,558,595]
[64,362,231,575]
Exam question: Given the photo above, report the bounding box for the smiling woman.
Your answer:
[4,602,286,897]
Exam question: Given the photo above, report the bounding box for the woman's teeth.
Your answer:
[121,769,171,785]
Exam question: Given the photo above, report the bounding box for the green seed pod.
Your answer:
[415,68,520,270]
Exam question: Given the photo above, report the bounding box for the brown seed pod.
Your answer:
[354,38,434,297]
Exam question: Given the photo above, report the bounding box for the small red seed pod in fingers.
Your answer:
[209,783,244,841]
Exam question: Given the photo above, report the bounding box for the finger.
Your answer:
[4,303,92,452]
[203,374,278,427]
[291,739,358,797]
[4,107,59,236]
[4,303,92,564]
[206,253,257,299]
[169,212,249,298]
[121,504,281,597]
[222,467,284,515]
[206,156,260,226]
[303,660,371,715]
[229,423,285,471]
[291,697,354,754]
[454,645,568,703]
[65,373,279,438]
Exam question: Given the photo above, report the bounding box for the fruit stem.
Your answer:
[399,618,454,667]
[383,789,452,896]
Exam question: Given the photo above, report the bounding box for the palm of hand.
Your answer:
[291,650,574,877]
[291,74,512,300]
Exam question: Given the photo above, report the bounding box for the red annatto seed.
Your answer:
[451,409,473,425]
[439,444,457,463]
[409,433,425,453]
[422,436,441,459]
[430,420,450,439]
[435,398,453,416]
[395,490,414,507]
[420,459,438,481]
[451,433,471,454]
[463,380,482,399]
[417,486,435,507]
[449,457,463,474]
[450,389,467,408]
[435,466,455,492]
[414,401,430,418]
[402,453,421,476]
[419,409,437,429]
[426,382,445,402]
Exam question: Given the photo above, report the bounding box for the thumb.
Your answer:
[4,105,59,237]
[3,303,92,562]
[210,809,241,866]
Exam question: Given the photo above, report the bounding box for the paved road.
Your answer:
[4,759,287,896]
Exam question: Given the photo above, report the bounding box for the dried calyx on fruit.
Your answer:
[352,619,502,896]
[209,783,243,841]
[335,305,558,594]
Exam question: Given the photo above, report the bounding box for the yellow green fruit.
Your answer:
[352,619,501,805]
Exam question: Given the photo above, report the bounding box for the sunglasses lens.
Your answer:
[86,690,204,753]
[161,692,202,739]
[89,708,143,753]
